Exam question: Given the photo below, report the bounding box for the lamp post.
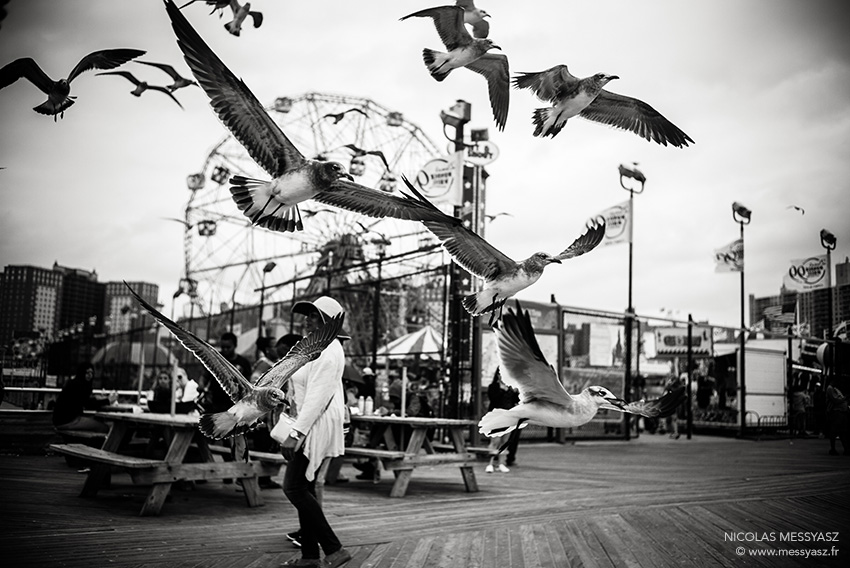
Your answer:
[371,237,390,371]
[732,201,752,434]
[618,163,645,440]
[257,261,277,343]
[820,229,837,338]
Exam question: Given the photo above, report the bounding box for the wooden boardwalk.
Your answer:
[3,434,850,567]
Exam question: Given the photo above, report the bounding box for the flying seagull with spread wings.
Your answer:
[480,302,687,438]
[224,0,263,37]
[135,60,198,91]
[97,71,184,109]
[456,0,490,38]
[0,49,145,120]
[125,282,344,440]
[513,64,694,147]
[164,0,453,232]
[401,176,605,323]
[322,107,368,124]
[401,4,509,131]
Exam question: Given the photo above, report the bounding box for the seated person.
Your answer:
[52,363,116,433]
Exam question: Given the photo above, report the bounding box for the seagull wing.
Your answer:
[496,303,571,405]
[512,65,576,103]
[312,177,457,224]
[67,48,146,83]
[399,176,515,279]
[136,60,182,80]
[97,70,142,86]
[165,0,306,177]
[125,282,254,402]
[0,58,54,93]
[580,89,694,148]
[148,84,185,109]
[464,53,510,131]
[400,5,471,50]
[256,313,345,390]
[553,217,606,261]
[619,385,686,418]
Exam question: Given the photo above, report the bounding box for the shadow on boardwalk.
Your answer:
[3,434,850,567]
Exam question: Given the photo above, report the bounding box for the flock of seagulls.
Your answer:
[2,2,695,451]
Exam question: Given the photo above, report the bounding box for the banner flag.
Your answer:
[714,239,743,272]
[782,255,828,291]
[596,200,631,246]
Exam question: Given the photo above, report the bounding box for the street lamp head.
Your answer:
[732,201,752,224]
[820,228,837,250]
[263,261,277,273]
[439,99,471,128]
[618,162,646,193]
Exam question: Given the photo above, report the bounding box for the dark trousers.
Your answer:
[283,450,342,559]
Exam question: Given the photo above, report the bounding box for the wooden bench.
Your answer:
[344,447,406,461]
[432,442,497,460]
[49,443,165,469]
[207,444,287,465]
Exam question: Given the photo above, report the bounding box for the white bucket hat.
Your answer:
[292,296,350,339]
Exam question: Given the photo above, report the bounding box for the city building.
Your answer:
[0,265,64,346]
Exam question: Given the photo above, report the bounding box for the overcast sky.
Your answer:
[1,0,848,330]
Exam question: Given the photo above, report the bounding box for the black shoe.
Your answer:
[352,462,371,473]
[829,448,839,456]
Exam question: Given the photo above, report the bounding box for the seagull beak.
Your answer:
[607,74,620,81]
[492,44,502,50]
[600,396,627,411]
[342,172,354,182]
[549,257,562,264]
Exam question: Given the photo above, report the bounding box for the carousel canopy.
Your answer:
[91,341,177,366]
[376,326,443,360]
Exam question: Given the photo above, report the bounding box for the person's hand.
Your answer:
[108,391,118,405]
[281,434,300,461]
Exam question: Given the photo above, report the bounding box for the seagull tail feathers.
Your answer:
[422,49,451,82]
[462,292,504,317]
[33,97,75,117]
[224,21,241,36]
[479,409,526,437]
[199,411,239,440]
[532,107,565,138]
[230,175,306,232]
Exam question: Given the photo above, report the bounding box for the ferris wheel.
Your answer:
[180,92,444,314]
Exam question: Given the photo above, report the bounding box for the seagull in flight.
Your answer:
[135,60,197,91]
[97,71,184,109]
[513,64,694,147]
[401,176,605,324]
[456,0,490,38]
[786,205,805,215]
[323,107,368,124]
[401,4,509,131]
[342,143,391,171]
[125,282,344,440]
[224,0,263,36]
[164,0,457,232]
[480,302,687,438]
[0,49,145,120]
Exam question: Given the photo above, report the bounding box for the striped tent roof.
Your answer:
[376,326,443,360]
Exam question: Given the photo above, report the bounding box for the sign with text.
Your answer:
[654,326,713,357]
[782,255,828,291]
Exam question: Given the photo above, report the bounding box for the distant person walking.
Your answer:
[826,380,849,456]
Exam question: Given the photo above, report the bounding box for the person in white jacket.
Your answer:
[280,296,351,568]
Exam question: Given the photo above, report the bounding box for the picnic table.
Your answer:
[346,415,480,497]
[49,411,282,516]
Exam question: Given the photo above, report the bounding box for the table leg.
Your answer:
[80,421,126,498]
[389,469,413,498]
[449,427,478,493]
[139,429,195,516]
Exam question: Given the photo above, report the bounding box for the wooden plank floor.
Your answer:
[3,434,849,567]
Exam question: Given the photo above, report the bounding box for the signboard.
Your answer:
[465,140,499,166]
[415,154,460,205]
[654,326,713,357]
